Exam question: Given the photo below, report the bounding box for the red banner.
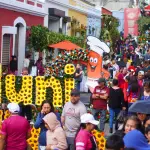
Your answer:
[124,8,140,38]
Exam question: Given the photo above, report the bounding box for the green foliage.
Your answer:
[47,31,85,48]
[137,16,150,33]
[1,76,7,103]
[29,25,49,52]
[29,25,85,52]
[100,15,120,48]
[138,34,147,44]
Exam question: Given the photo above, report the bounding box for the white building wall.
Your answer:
[86,0,130,11]
[44,0,69,28]
[105,1,130,10]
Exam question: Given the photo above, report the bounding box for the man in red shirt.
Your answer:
[92,78,109,131]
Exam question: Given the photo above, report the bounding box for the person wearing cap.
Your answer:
[0,103,31,150]
[61,89,86,150]
[123,129,150,150]
[75,113,98,150]
[92,78,109,132]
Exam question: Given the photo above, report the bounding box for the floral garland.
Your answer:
[45,49,89,77]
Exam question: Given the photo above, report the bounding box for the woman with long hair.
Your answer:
[127,76,140,107]
[139,82,150,100]
[108,79,126,133]
[75,113,99,150]
[34,100,60,150]
[114,115,142,138]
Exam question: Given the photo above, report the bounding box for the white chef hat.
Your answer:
[87,36,110,56]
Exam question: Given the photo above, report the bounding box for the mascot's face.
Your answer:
[88,51,100,72]
[87,51,102,78]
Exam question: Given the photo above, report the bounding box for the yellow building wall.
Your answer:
[69,0,77,6]
[68,9,87,36]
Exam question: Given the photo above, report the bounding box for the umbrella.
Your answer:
[49,40,81,51]
[129,100,150,114]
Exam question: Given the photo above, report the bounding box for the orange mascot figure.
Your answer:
[86,36,110,93]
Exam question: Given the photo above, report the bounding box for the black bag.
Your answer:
[117,110,126,123]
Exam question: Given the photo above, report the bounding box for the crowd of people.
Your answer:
[0,36,150,150]
[9,54,45,76]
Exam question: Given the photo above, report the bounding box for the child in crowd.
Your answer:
[43,112,68,150]
[145,125,150,144]
[106,134,124,150]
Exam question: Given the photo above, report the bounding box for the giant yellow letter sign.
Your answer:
[35,76,63,107]
[3,64,75,106]
[5,75,32,105]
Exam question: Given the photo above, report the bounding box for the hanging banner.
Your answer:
[124,8,140,38]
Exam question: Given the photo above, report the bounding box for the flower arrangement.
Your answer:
[64,64,75,102]
[0,110,3,121]
[27,127,41,150]
[1,66,75,106]
[35,76,63,107]
[5,75,32,105]
[92,129,106,150]
[4,110,11,119]
[138,35,147,44]
[46,49,88,77]
[0,77,1,104]
[35,71,75,107]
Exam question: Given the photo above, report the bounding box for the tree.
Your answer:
[100,14,120,49]
[29,25,49,52]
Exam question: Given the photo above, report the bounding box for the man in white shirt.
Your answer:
[23,54,31,68]
[61,89,87,150]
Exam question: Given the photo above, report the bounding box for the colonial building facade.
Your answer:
[0,0,47,74]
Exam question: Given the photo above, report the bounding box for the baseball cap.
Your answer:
[81,113,99,125]
[71,89,80,96]
[98,78,106,84]
[138,71,144,75]
[7,102,20,113]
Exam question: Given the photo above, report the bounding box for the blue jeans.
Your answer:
[109,108,121,129]
[66,137,75,150]
[92,109,106,131]
[76,81,81,91]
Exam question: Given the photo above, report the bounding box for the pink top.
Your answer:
[0,115,31,150]
[75,129,97,150]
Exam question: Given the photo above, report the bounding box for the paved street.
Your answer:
[80,92,112,137]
